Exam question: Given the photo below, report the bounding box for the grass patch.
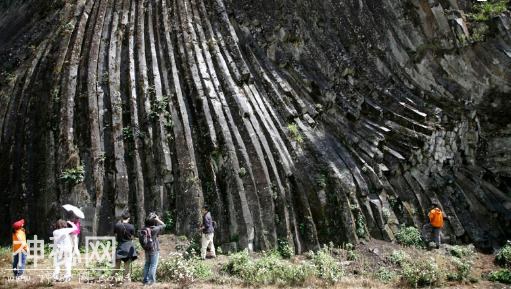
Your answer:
[223,247,344,286]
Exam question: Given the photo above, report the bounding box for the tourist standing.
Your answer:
[12,219,27,278]
[114,211,138,281]
[52,220,77,282]
[428,203,446,249]
[140,213,165,285]
[200,205,216,260]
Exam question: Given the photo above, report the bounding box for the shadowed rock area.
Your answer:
[0,0,510,251]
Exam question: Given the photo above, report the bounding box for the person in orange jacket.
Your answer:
[12,219,28,278]
[428,203,446,249]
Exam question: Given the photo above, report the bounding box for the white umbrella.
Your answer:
[62,204,85,219]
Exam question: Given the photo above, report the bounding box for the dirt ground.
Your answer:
[0,234,510,289]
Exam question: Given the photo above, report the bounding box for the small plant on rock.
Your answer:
[468,0,509,22]
[287,123,304,144]
[60,165,85,185]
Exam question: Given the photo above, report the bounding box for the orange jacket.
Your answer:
[429,208,444,228]
[12,229,28,253]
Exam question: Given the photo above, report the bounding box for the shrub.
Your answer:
[496,242,511,268]
[84,260,117,280]
[375,267,397,283]
[402,257,442,287]
[223,250,251,276]
[310,247,344,284]
[157,253,213,285]
[223,250,313,286]
[277,239,294,259]
[468,0,509,22]
[224,248,343,286]
[388,250,409,266]
[163,211,173,233]
[395,226,424,248]
[347,250,358,261]
[344,242,358,261]
[488,269,511,284]
[185,235,201,256]
[447,257,473,282]
[131,264,143,282]
[450,245,474,258]
[355,213,367,238]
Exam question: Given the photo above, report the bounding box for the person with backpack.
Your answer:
[12,219,27,278]
[139,212,165,285]
[428,202,446,249]
[52,219,77,282]
[200,205,216,260]
[114,211,137,281]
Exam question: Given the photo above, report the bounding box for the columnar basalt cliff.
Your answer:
[0,0,510,251]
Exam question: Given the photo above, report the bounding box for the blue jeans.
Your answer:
[13,252,26,277]
[143,252,159,284]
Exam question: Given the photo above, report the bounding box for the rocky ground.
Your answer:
[0,234,509,289]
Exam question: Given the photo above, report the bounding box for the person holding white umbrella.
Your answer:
[52,219,77,282]
[62,204,84,262]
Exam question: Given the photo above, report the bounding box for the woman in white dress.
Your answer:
[52,219,77,282]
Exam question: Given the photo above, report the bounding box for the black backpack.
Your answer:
[139,227,154,251]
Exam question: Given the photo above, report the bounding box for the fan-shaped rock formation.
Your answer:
[1,0,510,251]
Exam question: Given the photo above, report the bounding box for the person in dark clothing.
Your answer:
[200,205,216,260]
[142,212,165,285]
[114,211,137,281]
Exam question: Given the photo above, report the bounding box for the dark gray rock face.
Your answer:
[0,0,510,251]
